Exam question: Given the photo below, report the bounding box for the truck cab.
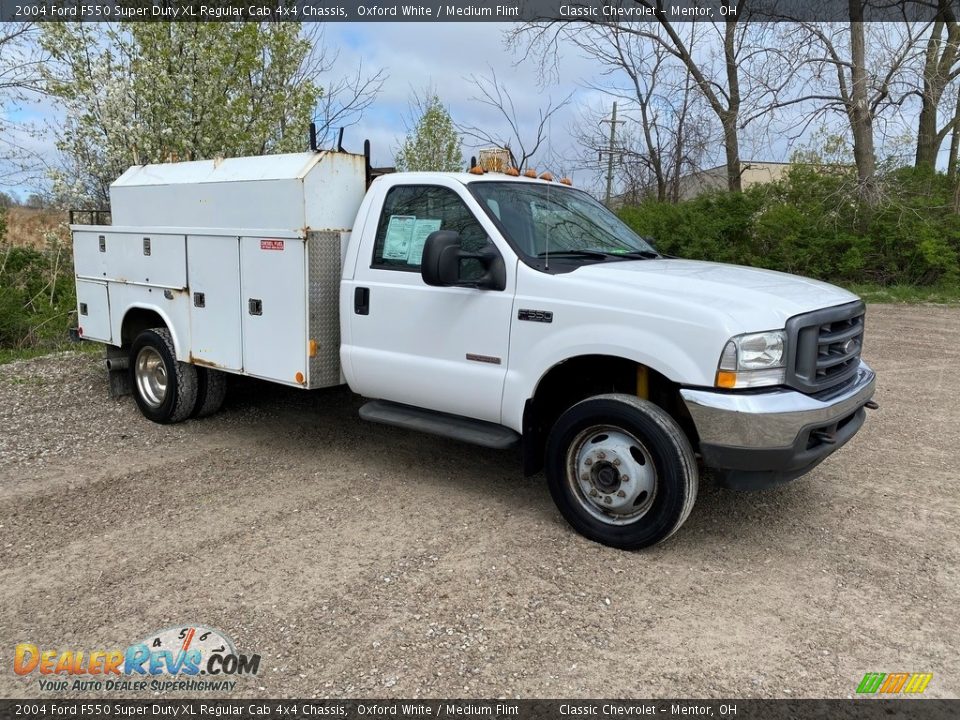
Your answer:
[71,151,877,550]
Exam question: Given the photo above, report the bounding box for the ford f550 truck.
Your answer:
[71,148,877,549]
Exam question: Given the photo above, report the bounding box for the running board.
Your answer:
[359,400,520,450]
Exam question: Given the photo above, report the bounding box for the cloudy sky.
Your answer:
[0,22,681,200]
[1,21,852,201]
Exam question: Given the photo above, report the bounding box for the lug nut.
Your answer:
[603,496,612,504]
[621,475,628,482]
[585,458,593,466]
[613,458,621,467]
[589,489,598,497]
[598,452,606,460]
[616,490,626,498]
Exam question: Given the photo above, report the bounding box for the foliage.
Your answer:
[395,94,463,172]
[0,214,77,352]
[618,164,960,288]
[40,23,320,206]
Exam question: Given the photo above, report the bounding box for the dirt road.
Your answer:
[1,304,957,699]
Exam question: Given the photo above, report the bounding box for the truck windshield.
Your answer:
[469,181,658,267]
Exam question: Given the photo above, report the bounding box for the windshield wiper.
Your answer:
[536,249,613,260]
[611,249,660,259]
[536,248,660,261]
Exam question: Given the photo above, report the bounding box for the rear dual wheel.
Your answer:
[545,393,698,550]
[130,328,226,423]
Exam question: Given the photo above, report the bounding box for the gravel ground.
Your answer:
[0,304,957,699]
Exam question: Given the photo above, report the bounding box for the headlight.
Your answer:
[716,330,787,388]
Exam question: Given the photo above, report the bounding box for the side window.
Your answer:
[372,185,488,271]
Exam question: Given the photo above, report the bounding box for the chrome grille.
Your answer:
[786,301,865,393]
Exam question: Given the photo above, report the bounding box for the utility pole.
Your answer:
[599,101,624,207]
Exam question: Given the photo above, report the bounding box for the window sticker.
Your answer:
[382,215,417,260]
[406,218,442,264]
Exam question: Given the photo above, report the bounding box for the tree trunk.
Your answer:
[723,17,742,192]
[722,113,741,193]
[916,9,960,170]
[948,89,960,178]
[847,5,877,200]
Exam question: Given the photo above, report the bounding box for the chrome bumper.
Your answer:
[679,362,876,489]
[680,362,875,449]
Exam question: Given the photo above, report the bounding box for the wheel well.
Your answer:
[522,355,698,476]
[121,308,167,348]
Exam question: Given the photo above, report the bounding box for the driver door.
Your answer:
[345,183,515,424]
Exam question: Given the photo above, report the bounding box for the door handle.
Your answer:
[354,287,370,315]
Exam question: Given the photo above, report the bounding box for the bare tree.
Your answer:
[758,6,924,200]
[295,27,386,149]
[546,21,712,202]
[0,23,45,184]
[509,3,785,193]
[457,67,572,171]
[914,2,960,170]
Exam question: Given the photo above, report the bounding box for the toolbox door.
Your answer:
[76,280,112,343]
[187,235,242,371]
[240,236,307,384]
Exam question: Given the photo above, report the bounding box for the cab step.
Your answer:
[359,400,520,450]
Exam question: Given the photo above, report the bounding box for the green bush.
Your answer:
[0,216,77,352]
[618,165,960,288]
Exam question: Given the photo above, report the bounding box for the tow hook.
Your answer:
[864,400,880,410]
[810,430,837,445]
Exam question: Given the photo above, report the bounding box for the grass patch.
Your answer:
[0,340,100,366]
[846,283,960,305]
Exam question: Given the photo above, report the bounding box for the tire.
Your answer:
[193,367,228,418]
[545,393,698,550]
[129,328,198,424]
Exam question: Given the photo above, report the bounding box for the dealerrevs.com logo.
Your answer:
[13,624,260,692]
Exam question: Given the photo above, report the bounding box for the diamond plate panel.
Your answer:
[307,231,343,388]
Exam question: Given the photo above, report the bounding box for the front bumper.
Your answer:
[679,361,876,490]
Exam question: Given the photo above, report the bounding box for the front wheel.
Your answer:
[545,393,698,550]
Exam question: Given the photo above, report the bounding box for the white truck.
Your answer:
[71,148,877,549]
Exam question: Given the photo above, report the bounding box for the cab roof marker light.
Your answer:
[505,167,520,177]
[539,172,554,181]
[559,177,573,186]
[523,169,537,178]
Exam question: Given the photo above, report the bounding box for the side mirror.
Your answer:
[420,231,506,291]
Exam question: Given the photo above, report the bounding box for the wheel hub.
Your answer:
[135,346,168,409]
[568,426,657,524]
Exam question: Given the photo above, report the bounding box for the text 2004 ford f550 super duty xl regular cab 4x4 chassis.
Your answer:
[70,148,877,549]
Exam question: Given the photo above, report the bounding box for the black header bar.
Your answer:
[1,0,956,23]
[1,699,957,720]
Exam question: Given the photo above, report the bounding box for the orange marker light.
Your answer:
[469,165,485,175]
[505,167,520,176]
[523,168,537,178]
[308,339,317,358]
[559,177,573,186]
[539,172,554,181]
[715,371,737,388]
[295,371,305,384]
